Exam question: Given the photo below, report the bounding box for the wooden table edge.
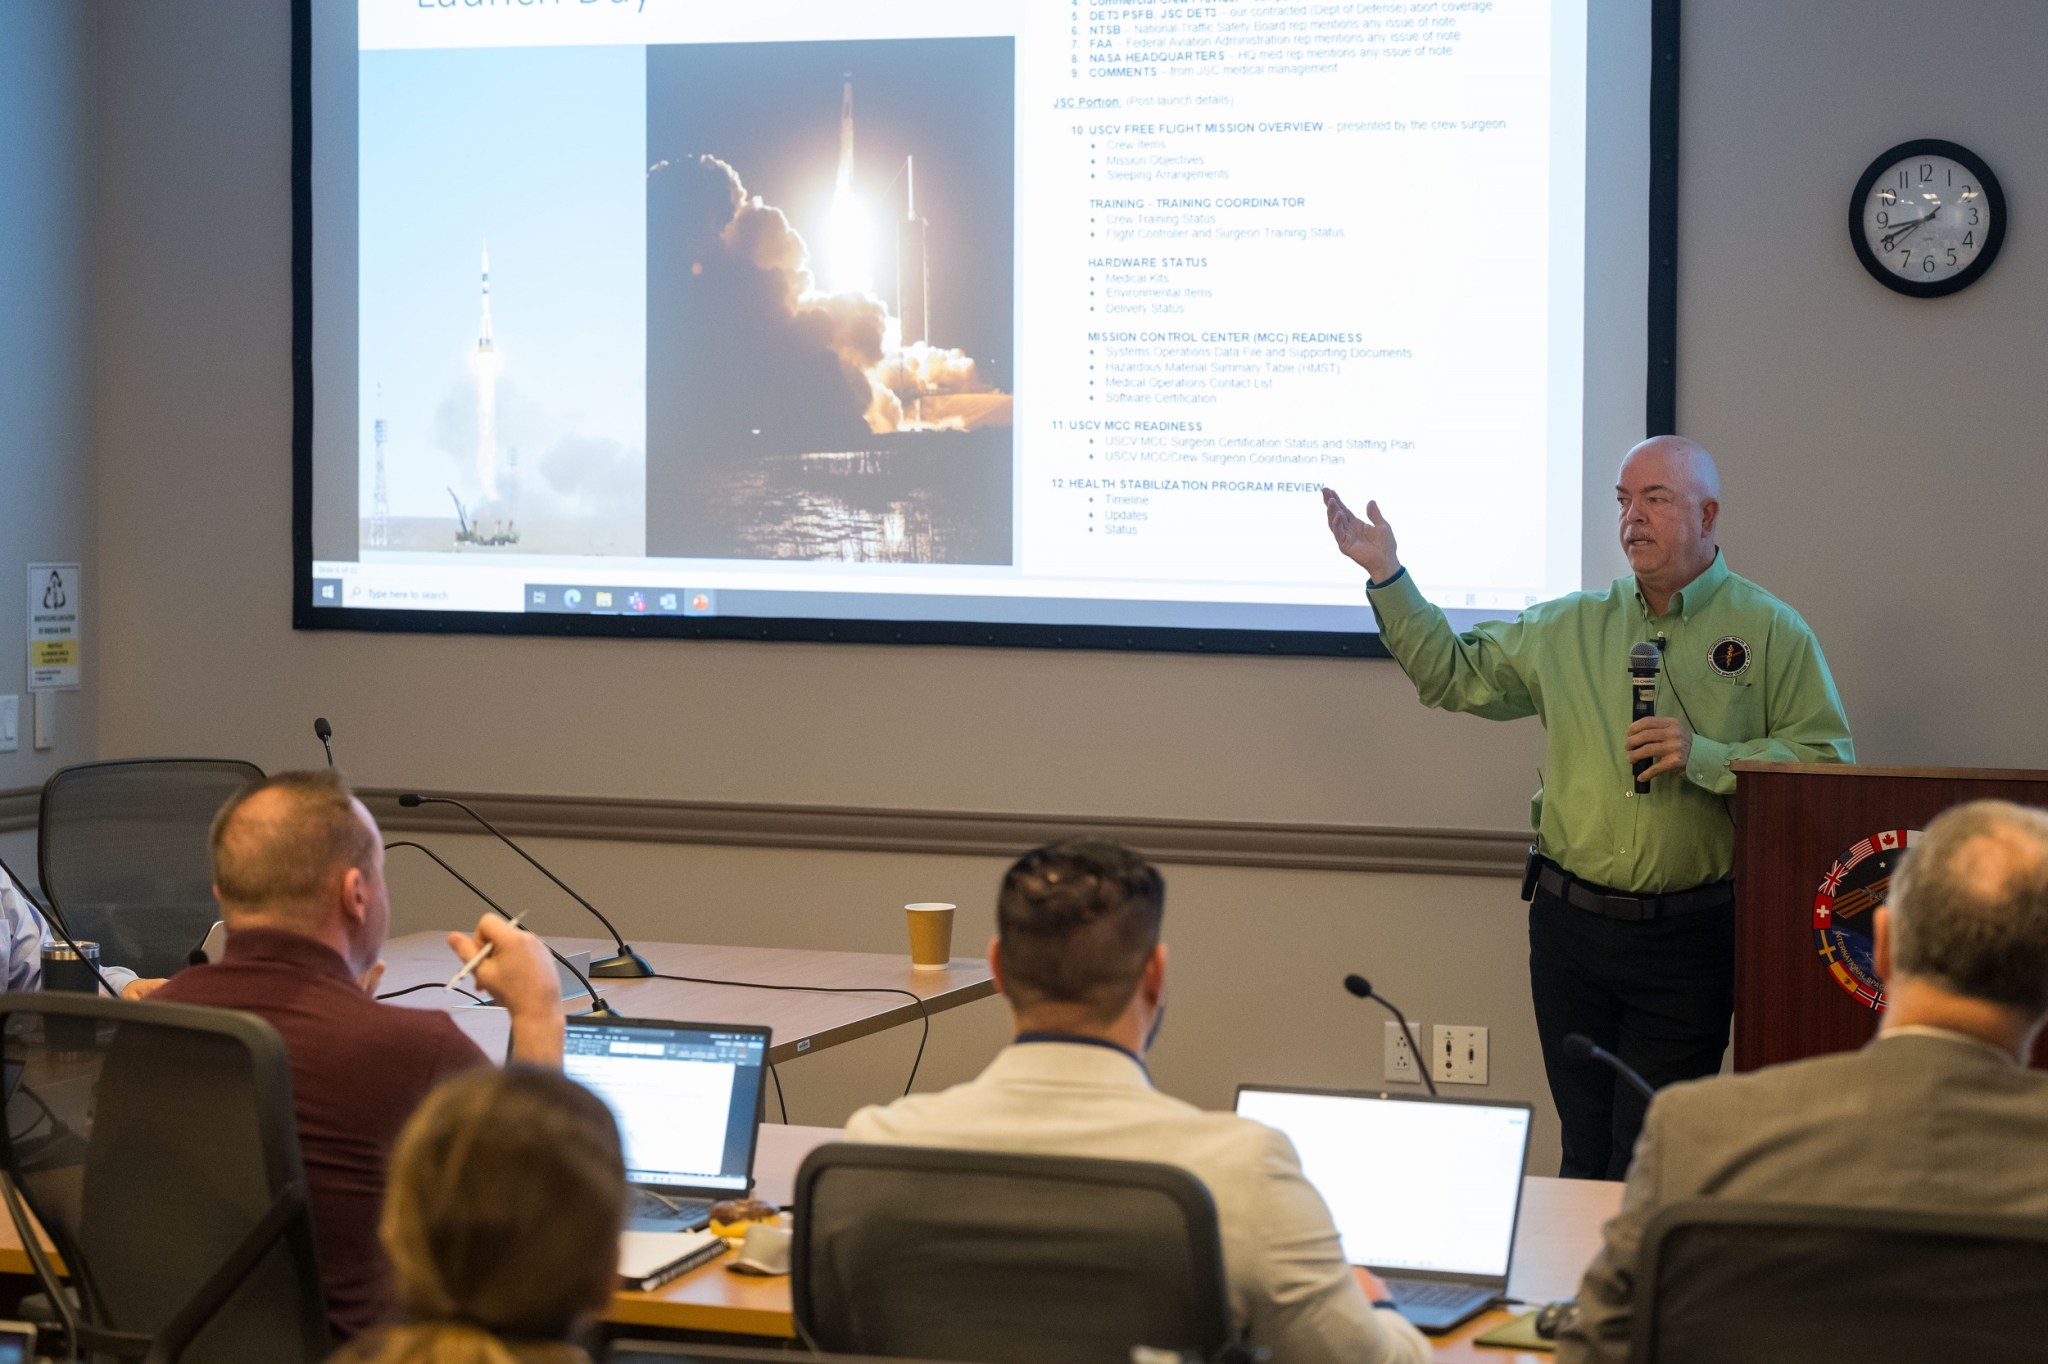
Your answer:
[770,976,997,1063]
[608,1292,792,1337]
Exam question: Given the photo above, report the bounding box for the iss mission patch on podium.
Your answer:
[1812,830,1919,1010]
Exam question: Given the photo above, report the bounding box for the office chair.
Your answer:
[1629,1198,2048,1364]
[793,1142,1234,1364]
[38,758,264,979]
[0,992,330,1364]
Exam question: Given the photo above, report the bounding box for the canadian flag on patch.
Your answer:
[1877,831,1902,850]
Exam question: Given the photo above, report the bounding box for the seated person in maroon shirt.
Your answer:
[152,770,565,1343]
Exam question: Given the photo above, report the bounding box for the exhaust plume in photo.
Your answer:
[646,38,1016,565]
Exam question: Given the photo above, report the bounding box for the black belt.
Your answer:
[1530,855,1732,922]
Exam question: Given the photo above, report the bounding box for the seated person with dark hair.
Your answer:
[1561,799,2048,1363]
[152,770,565,1342]
[333,1065,628,1364]
[847,839,1430,1364]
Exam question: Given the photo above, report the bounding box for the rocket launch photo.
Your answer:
[644,36,1016,565]
[353,42,646,560]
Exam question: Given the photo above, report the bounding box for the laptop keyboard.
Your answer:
[632,1191,713,1226]
[1385,1278,1488,1310]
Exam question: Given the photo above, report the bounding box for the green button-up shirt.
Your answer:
[1367,551,1854,894]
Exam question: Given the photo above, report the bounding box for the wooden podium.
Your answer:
[1732,761,2048,1072]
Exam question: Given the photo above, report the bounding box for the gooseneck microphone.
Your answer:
[314,717,335,768]
[1563,1033,1656,1102]
[1343,973,1439,1097]
[1628,641,1661,794]
[383,840,612,1015]
[396,794,652,978]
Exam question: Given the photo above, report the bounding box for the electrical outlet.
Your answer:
[1433,1024,1489,1085]
[1383,1019,1424,1085]
[0,695,17,753]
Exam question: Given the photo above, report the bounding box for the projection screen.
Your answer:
[295,0,1676,655]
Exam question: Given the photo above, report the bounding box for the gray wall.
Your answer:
[44,0,2048,1171]
[0,2,98,797]
[1679,0,2048,766]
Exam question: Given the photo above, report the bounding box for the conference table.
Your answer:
[375,931,997,1062]
[602,1123,1626,1358]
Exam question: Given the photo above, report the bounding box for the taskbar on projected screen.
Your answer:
[309,575,1540,635]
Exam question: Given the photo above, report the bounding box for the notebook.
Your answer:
[563,1016,771,1233]
[617,1229,727,1291]
[1234,1086,1534,1333]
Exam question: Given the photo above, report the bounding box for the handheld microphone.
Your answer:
[1343,973,1439,1097]
[1562,1032,1656,1102]
[383,840,612,1015]
[396,794,652,978]
[314,717,334,768]
[1628,641,1661,794]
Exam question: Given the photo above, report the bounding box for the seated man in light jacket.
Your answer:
[847,839,1431,1364]
[1560,799,2048,1363]
[0,861,158,998]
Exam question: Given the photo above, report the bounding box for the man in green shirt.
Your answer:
[1322,436,1853,1178]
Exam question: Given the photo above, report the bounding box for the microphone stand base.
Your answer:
[589,948,655,979]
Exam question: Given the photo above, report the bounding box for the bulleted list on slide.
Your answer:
[1016,0,1568,605]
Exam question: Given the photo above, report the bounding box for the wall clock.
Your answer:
[1849,139,2006,297]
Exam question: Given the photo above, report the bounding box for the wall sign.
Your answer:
[27,563,81,692]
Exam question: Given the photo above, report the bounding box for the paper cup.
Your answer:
[905,902,956,970]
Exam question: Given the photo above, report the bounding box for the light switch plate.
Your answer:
[0,695,17,752]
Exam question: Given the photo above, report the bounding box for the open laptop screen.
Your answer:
[565,1018,769,1192]
[1234,1087,1531,1278]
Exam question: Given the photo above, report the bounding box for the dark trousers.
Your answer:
[1528,884,1735,1180]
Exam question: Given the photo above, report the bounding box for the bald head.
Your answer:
[211,770,380,928]
[1616,435,1722,605]
[1621,435,1720,501]
[1888,801,2048,1015]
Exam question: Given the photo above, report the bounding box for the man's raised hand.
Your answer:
[1322,488,1401,583]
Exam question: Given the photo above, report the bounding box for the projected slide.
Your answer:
[305,0,1603,648]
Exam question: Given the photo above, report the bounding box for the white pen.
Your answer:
[446,909,530,991]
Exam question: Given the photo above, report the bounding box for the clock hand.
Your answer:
[1879,212,1938,252]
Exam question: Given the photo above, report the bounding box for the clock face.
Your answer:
[1850,140,2006,297]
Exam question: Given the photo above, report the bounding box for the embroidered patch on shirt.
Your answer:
[1708,636,1751,677]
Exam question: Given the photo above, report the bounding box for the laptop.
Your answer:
[563,1016,772,1233]
[1234,1086,1534,1333]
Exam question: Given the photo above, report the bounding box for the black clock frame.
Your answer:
[1849,138,2007,299]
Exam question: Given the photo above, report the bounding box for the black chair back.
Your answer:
[793,1142,1232,1364]
[38,759,264,978]
[1631,1199,2048,1364]
[0,992,329,1364]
